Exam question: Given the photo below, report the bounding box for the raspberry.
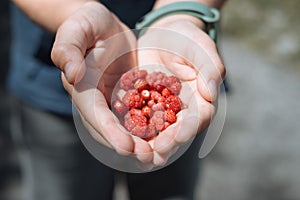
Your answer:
[165,110,177,123]
[134,79,150,92]
[122,90,143,109]
[112,99,127,116]
[165,95,182,113]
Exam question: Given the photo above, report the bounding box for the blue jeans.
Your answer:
[11,100,202,200]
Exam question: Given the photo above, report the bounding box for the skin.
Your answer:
[13,0,226,167]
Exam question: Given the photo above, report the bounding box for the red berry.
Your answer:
[150,111,165,131]
[141,106,152,118]
[120,71,136,90]
[147,99,155,107]
[136,70,148,79]
[113,99,127,116]
[161,88,172,97]
[124,109,148,137]
[116,69,183,139]
[120,70,148,91]
[164,76,182,95]
[153,84,165,93]
[165,95,182,113]
[151,102,165,112]
[122,90,143,109]
[134,79,150,92]
[146,121,158,138]
[140,90,150,100]
[150,90,165,103]
[164,109,177,123]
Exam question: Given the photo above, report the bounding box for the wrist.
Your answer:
[154,0,225,10]
[136,1,220,41]
[148,13,206,30]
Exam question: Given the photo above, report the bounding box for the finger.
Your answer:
[175,93,215,143]
[138,33,197,81]
[51,2,119,84]
[153,87,214,154]
[153,146,179,166]
[132,136,153,163]
[51,15,89,84]
[193,34,226,102]
[72,80,134,156]
[153,123,177,154]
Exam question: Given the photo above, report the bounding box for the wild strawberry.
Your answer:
[147,99,155,107]
[153,84,165,93]
[164,109,177,123]
[120,70,148,91]
[165,95,182,113]
[164,76,181,95]
[140,89,150,100]
[135,70,148,79]
[141,106,152,118]
[146,121,158,138]
[122,90,143,109]
[161,88,172,97]
[150,91,165,103]
[120,71,136,90]
[134,79,150,92]
[116,69,183,139]
[146,72,166,88]
[112,99,127,116]
[124,109,148,137]
[151,102,165,112]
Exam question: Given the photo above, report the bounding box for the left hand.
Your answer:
[137,17,226,165]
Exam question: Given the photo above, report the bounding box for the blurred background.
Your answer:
[197,0,300,200]
[0,1,21,200]
[1,0,299,200]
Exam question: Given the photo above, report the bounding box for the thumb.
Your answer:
[195,41,226,102]
[51,20,87,84]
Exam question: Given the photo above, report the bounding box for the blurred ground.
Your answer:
[221,0,300,73]
[196,1,300,199]
[196,36,300,200]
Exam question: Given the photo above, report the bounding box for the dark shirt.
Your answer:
[7,0,155,115]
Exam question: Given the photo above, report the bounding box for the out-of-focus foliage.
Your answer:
[221,0,300,71]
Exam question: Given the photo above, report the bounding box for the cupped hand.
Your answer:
[137,17,226,165]
[51,2,153,163]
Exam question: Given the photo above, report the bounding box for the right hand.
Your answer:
[51,2,154,163]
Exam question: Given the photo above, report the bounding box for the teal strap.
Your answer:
[135,1,220,42]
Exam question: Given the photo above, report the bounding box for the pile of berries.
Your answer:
[112,70,183,139]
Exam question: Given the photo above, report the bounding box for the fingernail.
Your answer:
[208,80,217,101]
